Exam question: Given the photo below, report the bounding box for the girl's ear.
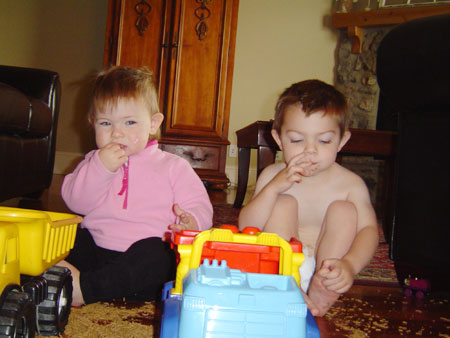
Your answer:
[338,130,351,152]
[271,129,283,151]
[149,113,164,135]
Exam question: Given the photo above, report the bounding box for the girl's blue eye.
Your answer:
[126,120,137,126]
[99,121,111,126]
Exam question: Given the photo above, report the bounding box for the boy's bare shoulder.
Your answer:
[332,163,370,194]
[254,162,286,191]
[334,162,362,179]
[259,162,286,180]
[263,162,286,175]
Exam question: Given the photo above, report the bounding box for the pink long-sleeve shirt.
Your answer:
[61,141,213,252]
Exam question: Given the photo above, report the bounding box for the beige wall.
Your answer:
[0,0,338,183]
[226,0,338,186]
[0,0,108,172]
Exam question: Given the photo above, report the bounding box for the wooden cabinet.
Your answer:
[104,0,239,187]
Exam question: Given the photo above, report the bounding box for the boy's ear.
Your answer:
[338,130,351,152]
[150,113,164,135]
[271,129,283,151]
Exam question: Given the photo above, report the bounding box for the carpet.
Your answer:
[42,203,398,338]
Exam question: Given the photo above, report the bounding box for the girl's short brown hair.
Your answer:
[88,66,160,125]
[272,80,348,136]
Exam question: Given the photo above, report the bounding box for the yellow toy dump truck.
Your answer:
[0,207,81,337]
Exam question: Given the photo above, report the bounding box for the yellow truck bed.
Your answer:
[0,207,82,276]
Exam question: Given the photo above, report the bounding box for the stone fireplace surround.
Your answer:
[330,4,450,216]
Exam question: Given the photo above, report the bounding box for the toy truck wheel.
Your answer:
[404,288,413,297]
[36,266,72,336]
[0,286,36,338]
[415,290,425,299]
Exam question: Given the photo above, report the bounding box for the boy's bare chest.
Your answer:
[286,181,349,244]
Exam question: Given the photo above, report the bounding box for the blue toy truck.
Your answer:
[159,226,320,338]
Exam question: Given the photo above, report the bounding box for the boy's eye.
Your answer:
[319,139,331,144]
[290,139,303,143]
[98,121,111,126]
[125,120,137,126]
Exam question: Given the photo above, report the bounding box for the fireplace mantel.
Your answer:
[331,5,450,53]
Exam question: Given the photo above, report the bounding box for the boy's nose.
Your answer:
[304,142,317,154]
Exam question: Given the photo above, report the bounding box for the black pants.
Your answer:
[65,228,176,304]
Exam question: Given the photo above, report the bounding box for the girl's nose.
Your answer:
[112,126,124,138]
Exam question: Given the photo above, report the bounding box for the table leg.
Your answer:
[233,147,250,208]
[257,146,277,176]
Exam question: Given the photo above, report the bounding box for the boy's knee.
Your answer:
[328,200,356,216]
[326,201,357,229]
[266,194,299,240]
[276,193,298,212]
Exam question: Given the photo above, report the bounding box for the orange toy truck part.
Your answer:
[172,225,304,295]
[173,225,302,274]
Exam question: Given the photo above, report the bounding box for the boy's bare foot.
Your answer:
[57,260,85,307]
[300,288,320,316]
[308,273,340,316]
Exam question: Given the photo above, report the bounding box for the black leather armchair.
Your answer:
[376,14,450,290]
[0,65,61,202]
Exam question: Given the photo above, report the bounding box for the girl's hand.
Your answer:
[98,143,128,172]
[317,258,355,294]
[168,204,198,231]
[268,152,318,194]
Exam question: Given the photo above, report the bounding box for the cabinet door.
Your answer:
[104,0,238,187]
[104,0,171,103]
[163,0,238,140]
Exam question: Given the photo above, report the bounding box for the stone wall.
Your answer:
[334,26,394,217]
[335,26,393,129]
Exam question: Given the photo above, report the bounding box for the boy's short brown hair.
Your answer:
[272,80,348,136]
[88,66,160,125]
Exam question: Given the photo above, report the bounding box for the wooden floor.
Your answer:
[2,175,450,337]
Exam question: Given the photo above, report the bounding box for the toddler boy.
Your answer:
[238,80,379,316]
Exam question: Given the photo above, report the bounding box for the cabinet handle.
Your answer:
[162,36,170,48]
[172,32,179,49]
[183,151,213,162]
[167,32,179,58]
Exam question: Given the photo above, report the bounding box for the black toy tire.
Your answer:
[36,266,73,336]
[0,286,36,338]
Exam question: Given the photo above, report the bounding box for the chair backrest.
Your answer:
[376,14,450,270]
[376,14,450,131]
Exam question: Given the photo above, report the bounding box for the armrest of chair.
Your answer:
[0,65,62,200]
[0,83,53,137]
[0,65,61,118]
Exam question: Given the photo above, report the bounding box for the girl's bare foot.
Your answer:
[57,260,85,307]
[308,273,340,316]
